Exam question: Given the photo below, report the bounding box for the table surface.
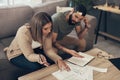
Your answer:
[19,48,120,80]
[93,5,120,14]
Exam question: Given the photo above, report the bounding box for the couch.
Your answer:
[0,0,97,80]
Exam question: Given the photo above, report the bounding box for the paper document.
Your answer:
[67,52,94,66]
[52,62,107,80]
[88,66,107,72]
[52,62,93,80]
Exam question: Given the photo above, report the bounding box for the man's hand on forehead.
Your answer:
[76,11,82,16]
[83,17,91,29]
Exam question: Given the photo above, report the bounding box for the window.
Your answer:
[0,0,8,6]
[0,0,59,6]
[0,0,42,6]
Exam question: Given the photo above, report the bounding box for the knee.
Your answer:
[77,39,86,51]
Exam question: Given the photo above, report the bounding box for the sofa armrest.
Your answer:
[85,14,97,50]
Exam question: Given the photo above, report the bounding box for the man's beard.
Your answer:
[68,14,76,25]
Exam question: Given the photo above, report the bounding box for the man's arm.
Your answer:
[52,32,69,53]
[52,32,83,57]
[75,17,90,39]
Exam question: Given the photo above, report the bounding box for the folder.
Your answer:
[109,58,120,70]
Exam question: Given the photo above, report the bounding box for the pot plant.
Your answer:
[69,0,95,10]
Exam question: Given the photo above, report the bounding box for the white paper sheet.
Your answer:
[52,61,108,80]
[88,66,108,72]
[67,52,94,66]
[52,62,93,80]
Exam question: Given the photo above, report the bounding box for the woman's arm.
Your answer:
[17,27,48,66]
[43,36,62,63]
[43,36,70,71]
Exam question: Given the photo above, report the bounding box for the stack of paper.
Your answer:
[52,63,93,80]
[52,62,107,80]
[67,52,95,66]
[52,62,93,80]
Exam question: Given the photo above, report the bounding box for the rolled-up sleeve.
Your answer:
[43,36,62,63]
[17,28,40,63]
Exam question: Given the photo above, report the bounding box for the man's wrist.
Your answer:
[85,24,89,29]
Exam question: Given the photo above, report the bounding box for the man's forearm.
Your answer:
[78,27,89,39]
[53,42,70,53]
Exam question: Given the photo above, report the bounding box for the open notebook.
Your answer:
[67,52,95,66]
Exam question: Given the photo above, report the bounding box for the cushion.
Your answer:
[33,0,67,16]
[0,43,7,59]
[0,37,14,47]
[56,6,73,13]
[0,5,33,39]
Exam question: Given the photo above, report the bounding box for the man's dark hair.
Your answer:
[74,4,87,16]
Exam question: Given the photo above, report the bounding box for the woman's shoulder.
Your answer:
[17,23,30,34]
[16,23,32,40]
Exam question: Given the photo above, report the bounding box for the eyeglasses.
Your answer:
[97,51,113,59]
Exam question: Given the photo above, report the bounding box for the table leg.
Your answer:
[95,10,103,44]
[104,11,108,40]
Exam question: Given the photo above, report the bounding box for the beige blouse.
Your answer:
[5,25,62,63]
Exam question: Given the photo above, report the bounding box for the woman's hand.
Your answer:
[68,49,84,58]
[38,54,50,67]
[57,59,70,71]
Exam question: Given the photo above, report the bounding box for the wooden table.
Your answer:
[93,5,120,44]
[18,48,120,80]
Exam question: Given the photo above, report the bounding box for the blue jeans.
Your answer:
[10,48,54,72]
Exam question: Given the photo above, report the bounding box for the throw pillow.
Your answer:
[56,6,73,13]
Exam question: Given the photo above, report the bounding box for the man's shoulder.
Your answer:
[52,12,63,19]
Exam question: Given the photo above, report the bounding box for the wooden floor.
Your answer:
[94,36,120,58]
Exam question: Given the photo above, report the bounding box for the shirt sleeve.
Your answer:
[52,13,59,33]
[16,27,40,63]
[43,36,62,63]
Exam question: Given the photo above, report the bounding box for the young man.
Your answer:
[52,4,90,58]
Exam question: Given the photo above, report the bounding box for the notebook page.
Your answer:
[67,52,94,66]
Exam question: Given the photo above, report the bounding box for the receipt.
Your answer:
[87,65,108,72]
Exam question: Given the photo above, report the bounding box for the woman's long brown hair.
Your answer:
[29,12,52,41]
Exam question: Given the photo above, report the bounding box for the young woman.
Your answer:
[4,12,70,72]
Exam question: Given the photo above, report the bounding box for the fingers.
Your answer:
[60,63,70,71]
[43,62,50,67]
[83,17,88,22]
[83,17,89,25]
[72,51,84,58]
[77,54,84,58]
[57,59,71,71]
[74,53,84,58]
[69,49,80,57]
[60,64,70,71]
[63,64,71,71]
[39,54,49,66]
